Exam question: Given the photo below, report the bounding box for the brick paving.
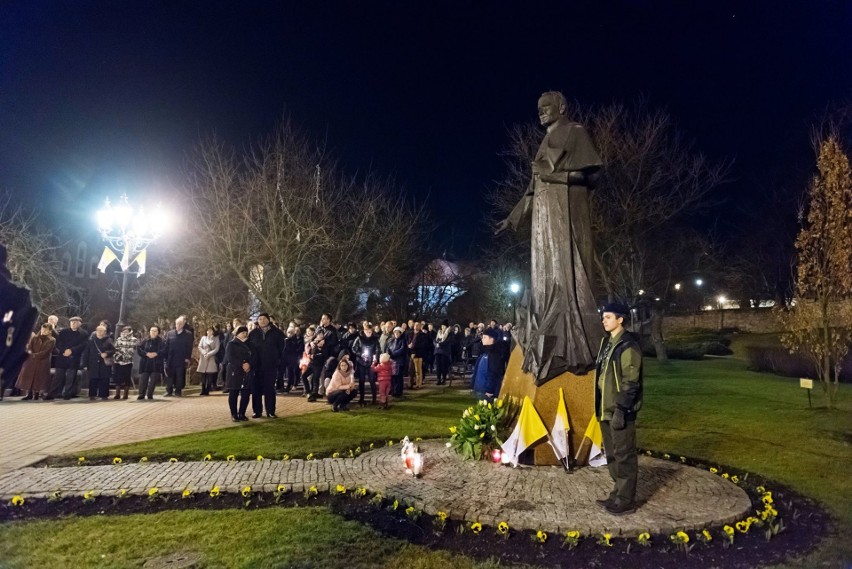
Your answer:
[0,441,751,536]
[0,390,325,475]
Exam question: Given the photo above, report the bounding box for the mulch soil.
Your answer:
[0,474,833,569]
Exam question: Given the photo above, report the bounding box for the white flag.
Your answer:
[500,396,548,467]
[547,387,571,462]
[97,247,118,273]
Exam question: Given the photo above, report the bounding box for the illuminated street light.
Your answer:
[695,278,704,287]
[674,283,682,291]
[717,295,727,305]
[509,282,521,294]
[96,193,169,327]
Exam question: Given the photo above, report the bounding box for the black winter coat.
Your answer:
[81,336,115,379]
[248,325,285,374]
[310,326,338,366]
[137,337,166,373]
[225,339,253,390]
[54,327,89,369]
[386,336,408,375]
[164,328,194,371]
[352,332,380,366]
[409,331,431,358]
[282,334,303,362]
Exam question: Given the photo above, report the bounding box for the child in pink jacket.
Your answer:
[372,353,393,409]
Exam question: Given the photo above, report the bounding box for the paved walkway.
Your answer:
[0,441,751,535]
[0,390,325,474]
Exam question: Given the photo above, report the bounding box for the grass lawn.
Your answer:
[67,390,475,462]
[3,357,851,568]
[0,507,505,569]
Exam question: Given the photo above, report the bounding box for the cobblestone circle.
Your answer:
[0,441,751,536]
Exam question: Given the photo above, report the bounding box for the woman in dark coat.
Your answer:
[137,325,166,400]
[225,326,252,422]
[16,324,56,399]
[81,325,115,400]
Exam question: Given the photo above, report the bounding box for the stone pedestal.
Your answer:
[499,345,595,466]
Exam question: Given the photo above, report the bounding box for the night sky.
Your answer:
[2,1,851,255]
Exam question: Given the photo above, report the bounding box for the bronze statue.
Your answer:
[497,91,603,385]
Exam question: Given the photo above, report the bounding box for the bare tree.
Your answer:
[133,121,426,325]
[0,192,70,317]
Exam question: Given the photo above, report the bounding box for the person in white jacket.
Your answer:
[197,327,220,395]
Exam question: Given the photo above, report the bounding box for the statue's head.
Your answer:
[537,91,567,126]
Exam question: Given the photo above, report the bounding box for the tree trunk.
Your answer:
[649,305,668,363]
[821,298,833,410]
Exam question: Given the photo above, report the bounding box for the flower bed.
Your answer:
[0,464,832,569]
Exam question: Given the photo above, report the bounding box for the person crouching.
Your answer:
[326,358,357,412]
[372,353,393,409]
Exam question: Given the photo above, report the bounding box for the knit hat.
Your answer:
[235,326,248,336]
[393,326,403,333]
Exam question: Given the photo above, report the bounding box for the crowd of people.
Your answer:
[3,312,515,421]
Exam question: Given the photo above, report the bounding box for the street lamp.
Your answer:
[695,278,704,287]
[509,282,521,294]
[96,193,168,327]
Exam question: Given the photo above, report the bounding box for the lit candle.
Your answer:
[412,453,423,476]
[491,449,502,463]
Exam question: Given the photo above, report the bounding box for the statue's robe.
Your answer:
[507,118,603,385]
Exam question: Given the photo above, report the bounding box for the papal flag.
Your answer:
[547,387,571,465]
[500,396,548,467]
[97,247,118,273]
[133,249,147,276]
[575,415,607,467]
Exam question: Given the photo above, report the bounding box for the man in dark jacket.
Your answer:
[248,313,285,417]
[281,326,303,392]
[340,323,359,358]
[46,316,88,400]
[308,313,338,402]
[594,303,644,516]
[164,315,194,397]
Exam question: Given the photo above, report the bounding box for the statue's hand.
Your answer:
[494,219,509,236]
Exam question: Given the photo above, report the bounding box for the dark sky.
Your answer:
[1,1,851,255]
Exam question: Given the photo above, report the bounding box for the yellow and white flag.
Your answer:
[133,249,147,276]
[97,247,118,273]
[500,396,548,467]
[547,387,571,462]
[575,415,607,467]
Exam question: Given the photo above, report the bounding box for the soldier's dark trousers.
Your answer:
[600,419,638,507]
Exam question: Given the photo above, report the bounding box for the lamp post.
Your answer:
[96,193,165,328]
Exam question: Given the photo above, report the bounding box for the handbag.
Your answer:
[95,341,114,367]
